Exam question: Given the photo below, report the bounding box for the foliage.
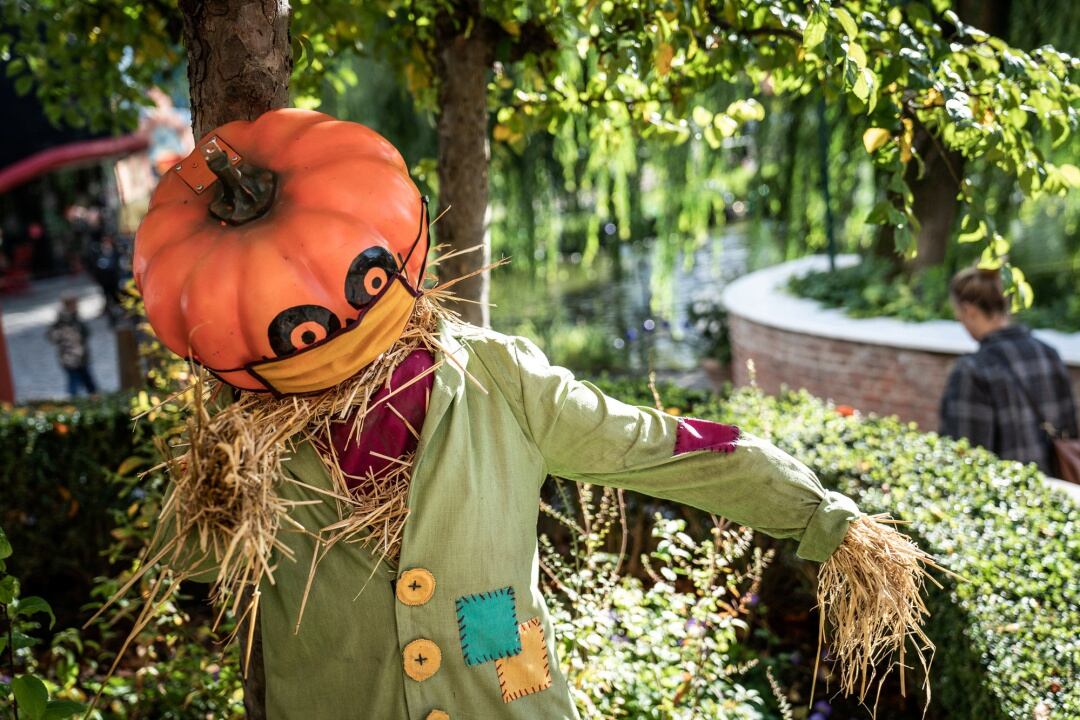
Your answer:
[542,481,775,719]
[0,525,84,720]
[789,258,1080,331]
[602,379,1079,719]
[3,1,1078,288]
[0,388,243,718]
[0,394,137,622]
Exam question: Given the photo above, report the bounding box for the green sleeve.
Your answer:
[500,335,860,562]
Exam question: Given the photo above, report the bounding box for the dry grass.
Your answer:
[814,514,951,713]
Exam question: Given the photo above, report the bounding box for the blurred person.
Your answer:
[46,293,97,396]
[940,267,1077,474]
[90,235,123,323]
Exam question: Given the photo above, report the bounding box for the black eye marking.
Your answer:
[267,304,341,357]
[345,247,397,309]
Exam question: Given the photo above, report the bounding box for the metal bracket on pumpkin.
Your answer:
[174,136,243,194]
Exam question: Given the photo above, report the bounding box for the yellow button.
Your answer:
[397,568,436,606]
[426,712,449,720]
[403,638,441,681]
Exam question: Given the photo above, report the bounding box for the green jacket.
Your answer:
[204,324,860,719]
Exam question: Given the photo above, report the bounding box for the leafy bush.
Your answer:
[0,394,137,623]
[788,258,1080,331]
[606,382,1078,720]
[542,482,778,719]
[1,524,84,720]
[7,373,1077,718]
[0,389,244,719]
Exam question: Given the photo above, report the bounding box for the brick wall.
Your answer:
[729,314,1080,430]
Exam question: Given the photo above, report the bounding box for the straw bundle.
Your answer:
[815,514,949,710]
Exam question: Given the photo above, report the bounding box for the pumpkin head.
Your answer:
[133,109,429,394]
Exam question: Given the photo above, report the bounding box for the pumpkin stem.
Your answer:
[204,141,277,225]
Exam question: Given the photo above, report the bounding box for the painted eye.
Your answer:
[345,247,397,309]
[267,305,341,357]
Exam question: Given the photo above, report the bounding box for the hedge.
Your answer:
[2,381,1077,719]
[599,379,1078,720]
[0,394,138,625]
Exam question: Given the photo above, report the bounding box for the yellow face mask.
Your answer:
[245,276,417,396]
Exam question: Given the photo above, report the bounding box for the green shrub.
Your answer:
[542,482,777,719]
[1,524,84,720]
[788,258,1080,331]
[600,381,1078,720]
[7,376,1077,718]
[0,394,137,624]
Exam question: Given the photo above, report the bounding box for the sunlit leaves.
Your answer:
[5,0,1077,284]
[832,6,860,38]
[802,7,828,50]
[0,0,182,132]
[862,127,890,153]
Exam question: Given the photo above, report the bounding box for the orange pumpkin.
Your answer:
[133,109,429,394]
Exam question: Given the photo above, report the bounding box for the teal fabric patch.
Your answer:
[455,587,521,666]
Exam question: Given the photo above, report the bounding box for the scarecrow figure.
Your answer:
[127,109,934,719]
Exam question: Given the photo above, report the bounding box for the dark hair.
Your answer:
[949,267,1007,316]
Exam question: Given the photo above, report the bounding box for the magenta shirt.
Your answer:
[328,349,436,489]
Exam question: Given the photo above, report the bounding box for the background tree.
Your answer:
[4,1,1077,318]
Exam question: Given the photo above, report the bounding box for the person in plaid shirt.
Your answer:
[940,267,1077,474]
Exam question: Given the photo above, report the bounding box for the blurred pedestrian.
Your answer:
[46,293,97,397]
[91,235,123,323]
[940,267,1077,474]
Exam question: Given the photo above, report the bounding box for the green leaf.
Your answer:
[846,42,867,70]
[115,455,147,476]
[1058,164,1080,188]
[957,219,987,243]
[833,7,859,38]
[714,114,739,138]
[12,675,48,720]
[852,68,874,103]
[0,526,10,560]
[803,9,828,50]
[12,629,39,650]
[0,574,18,603]
[14,596,55,629]
[703,125,721,149]
[43,700,85,720]
[14,75,32,96]
[726,98,765,122]
[866,200,893,224]
[691,106,713,127]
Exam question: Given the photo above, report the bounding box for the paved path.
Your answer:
[2,275,119,402]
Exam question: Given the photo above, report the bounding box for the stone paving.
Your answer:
[2,274,119,402]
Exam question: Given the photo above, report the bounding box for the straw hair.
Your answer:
[814,514,949,710]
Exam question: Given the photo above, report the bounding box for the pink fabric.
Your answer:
[329,349,435,490]
[674,417,740,455]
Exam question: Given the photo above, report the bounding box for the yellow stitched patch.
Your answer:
[495,617,552,703]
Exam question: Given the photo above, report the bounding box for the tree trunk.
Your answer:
[906,123,965,271]
[176,4,292,718]
[178,0,292,140]
[435,11,494,327]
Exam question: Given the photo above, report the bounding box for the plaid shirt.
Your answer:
[940,325,1078,473]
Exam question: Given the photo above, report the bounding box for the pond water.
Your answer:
[490,229,749,374]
